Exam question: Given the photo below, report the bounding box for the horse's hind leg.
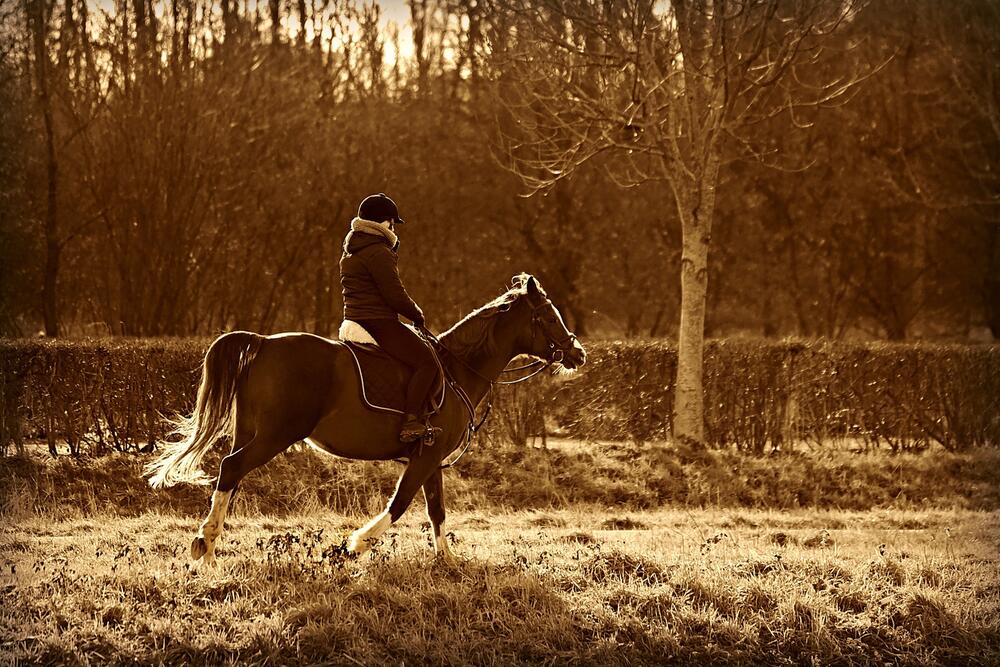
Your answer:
[192,421,298,565]
[193,486,232,565]
[191,407,252,565]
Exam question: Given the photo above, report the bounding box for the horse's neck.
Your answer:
[440,313,519,406]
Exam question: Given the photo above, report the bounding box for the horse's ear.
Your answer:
[511,273,540,295]
[525,275,539,295]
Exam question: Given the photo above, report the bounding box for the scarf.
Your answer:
[351,217,398,248]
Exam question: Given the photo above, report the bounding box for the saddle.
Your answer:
[338,320,442,415]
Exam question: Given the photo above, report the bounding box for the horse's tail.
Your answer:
[146,331,263,489]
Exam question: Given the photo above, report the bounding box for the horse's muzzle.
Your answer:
[560,342,586,370]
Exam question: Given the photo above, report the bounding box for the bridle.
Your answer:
[528,298,579,368]
[418,294,580,468]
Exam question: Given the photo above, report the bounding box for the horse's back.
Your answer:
[240,332,354,434]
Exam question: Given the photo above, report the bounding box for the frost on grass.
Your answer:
[3,510,998,666]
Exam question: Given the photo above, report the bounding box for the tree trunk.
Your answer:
[269,0,281,46]
[672,156,720,448]
[984,222,1000,339]
[296,0,306,46]
[30,0,60,336]
[409,0,428,97]
[41,96,59,337]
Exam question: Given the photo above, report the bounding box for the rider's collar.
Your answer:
[351,217,398,248]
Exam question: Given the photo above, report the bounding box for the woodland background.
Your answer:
[2,6,999,663]
[0,0,997,342]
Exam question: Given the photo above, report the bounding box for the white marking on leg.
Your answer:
[348,510,392,553]
[198,490,232,564]
[431,523,454,560]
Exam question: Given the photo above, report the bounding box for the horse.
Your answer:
[145,274,586,565]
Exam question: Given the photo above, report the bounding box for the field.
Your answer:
[3,503,999,665]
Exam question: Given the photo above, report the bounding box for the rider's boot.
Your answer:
[400,413,431,442]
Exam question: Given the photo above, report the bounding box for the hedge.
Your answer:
[1,337,997,456]
[553,339,1000,452]
[0,338,210,456]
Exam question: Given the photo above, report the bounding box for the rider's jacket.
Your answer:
[340,228,422,323]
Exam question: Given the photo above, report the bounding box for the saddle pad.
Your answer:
[341,341,411,414]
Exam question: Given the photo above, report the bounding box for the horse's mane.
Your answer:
[439,274,544,359]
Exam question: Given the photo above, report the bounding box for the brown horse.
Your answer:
[146,274,586,564]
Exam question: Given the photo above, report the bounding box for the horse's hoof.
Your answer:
[347,533,370,554]
[435,551,459,566]
[191,536,207,561]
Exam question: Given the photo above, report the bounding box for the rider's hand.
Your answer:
[413,308,425,329]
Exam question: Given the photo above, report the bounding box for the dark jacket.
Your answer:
[340,230,422,322]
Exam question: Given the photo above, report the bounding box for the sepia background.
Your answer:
[1,1,998,665]
[0,0,996,342]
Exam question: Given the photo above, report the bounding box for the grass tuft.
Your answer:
[865,558,908,587]
[581,549,669,586]
[5,442,1000,519]
[601,516,649,530]
[768,531,798,547]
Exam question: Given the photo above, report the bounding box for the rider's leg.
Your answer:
[355,318,438,438]
[403,350,438,416]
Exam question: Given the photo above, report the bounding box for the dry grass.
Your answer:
[4,442,1000,520]
[3,508,998,665]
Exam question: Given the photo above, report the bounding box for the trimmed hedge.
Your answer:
[1,337,998,456]
[554,339,1000,452]
[1,338,210,456]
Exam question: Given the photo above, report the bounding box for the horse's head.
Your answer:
[511,274,587,371]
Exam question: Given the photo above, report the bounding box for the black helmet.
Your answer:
[358,193,405,224]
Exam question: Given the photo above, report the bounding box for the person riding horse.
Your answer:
[340,193,437,443]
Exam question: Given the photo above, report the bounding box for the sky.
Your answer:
[87,0,419,61]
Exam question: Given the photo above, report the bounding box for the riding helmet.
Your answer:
[358,193,405,225]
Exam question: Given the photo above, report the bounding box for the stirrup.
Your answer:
[400,416,440,443]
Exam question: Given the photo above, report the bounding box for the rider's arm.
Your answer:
[365,246,424,324]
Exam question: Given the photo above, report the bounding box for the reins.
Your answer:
[416,328,503,469]
[416,326,559,469]
[404,294,577,470]
[495,358,550,384]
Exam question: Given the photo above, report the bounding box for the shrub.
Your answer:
[0,338,208,456]
[551,339,999,452]
[1,337,997,455]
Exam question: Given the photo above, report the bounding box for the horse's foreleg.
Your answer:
[422,468,454,560]
[348,454,439,554]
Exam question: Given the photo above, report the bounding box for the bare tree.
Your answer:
[490,0,871,446]
[25,0,61,335]
[925,0,1000,337]
[6,0,991,342]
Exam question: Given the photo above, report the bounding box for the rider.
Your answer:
[340,193,437,443]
